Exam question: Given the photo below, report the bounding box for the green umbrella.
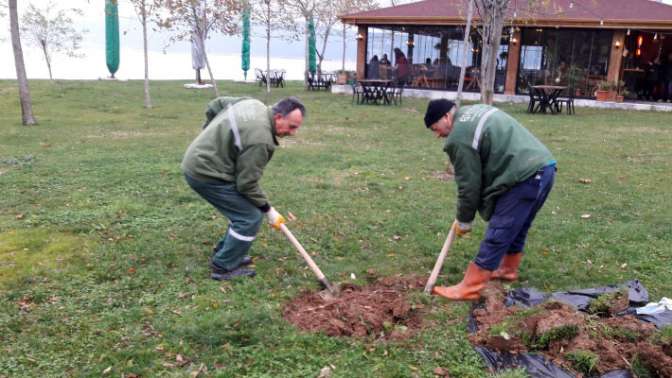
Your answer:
[105,0,120,78]
[241,4,251,80]
[307,18,317,74]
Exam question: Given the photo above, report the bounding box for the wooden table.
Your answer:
[357,79,393,105]
[531,85,567,114]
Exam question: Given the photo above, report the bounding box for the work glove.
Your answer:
[267,207,286,230]
[455,221,472,237]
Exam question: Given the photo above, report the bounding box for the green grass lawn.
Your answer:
[0,80,670,377]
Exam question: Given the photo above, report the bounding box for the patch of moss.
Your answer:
[530,325,579,350]
[566,349,598,376]
[586,289,628,317]
[0,228,92,288]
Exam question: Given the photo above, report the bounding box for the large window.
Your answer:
[365,25,509,93]
[517,28,613,98]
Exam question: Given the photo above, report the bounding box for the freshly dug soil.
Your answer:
[283,275,426,340]
[470,282,672,376]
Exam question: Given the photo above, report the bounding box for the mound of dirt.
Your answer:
[470,282,672,376]
[283,276,426,340]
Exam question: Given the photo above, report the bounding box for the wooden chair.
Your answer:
[554,87,575,115]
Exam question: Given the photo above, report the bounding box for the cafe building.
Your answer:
[340,0,672,103]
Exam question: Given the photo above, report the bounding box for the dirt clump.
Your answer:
[470,282,670,376]
[283,275,426,340]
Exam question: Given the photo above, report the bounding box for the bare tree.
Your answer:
[156,0,243,97]
[336,0,377,72]
[473,0,509,104]
[455,0,474,106]
[0,3,7,42]
[129,0,159,108]
[9,0,37,125]
[20,2,86,81]
[284,0,317,82]
[314,0,376,75]
[249,0,297,96]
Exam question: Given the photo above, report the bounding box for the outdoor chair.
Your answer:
[554,87,575,115]
[351,83,363,104]
[387,84,404,105]
[526,84,542,113]
[255,68,267,86]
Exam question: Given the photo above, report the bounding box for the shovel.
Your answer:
[424,220,458,294]
[279,224,339,299]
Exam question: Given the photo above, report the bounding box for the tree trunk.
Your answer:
[141,1,152,108]
[265,0,271,97]
[456,0,474,107]
[9,0,37,126]
[196,69,202,84]
[316,25,332,76]
[476,0,508,105]
[203,50,220,97]
[304,17,309,86]
[341,24,346,72]
[40,41,53,81]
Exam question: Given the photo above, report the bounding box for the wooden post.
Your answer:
[607,30,625,85]
[504,28,522,95]
[356,25,367,81]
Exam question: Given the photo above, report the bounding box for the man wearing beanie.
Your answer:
[424,99,556,300]
[182,96,305,281]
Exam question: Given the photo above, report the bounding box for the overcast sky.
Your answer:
[2,0,672,80]
[0,0,364,80]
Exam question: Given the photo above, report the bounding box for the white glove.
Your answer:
[455,221,472,237]
[267,207,286,230]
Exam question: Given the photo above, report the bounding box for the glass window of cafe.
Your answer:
[517,28,613,98]
[365,26,509,93]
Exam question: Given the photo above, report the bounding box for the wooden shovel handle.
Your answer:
[280,224,336,293]
[424,220,458,294]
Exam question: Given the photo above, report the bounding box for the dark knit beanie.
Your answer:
[424,99,456,128]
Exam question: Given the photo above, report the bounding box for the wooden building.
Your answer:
[341,0,672,101]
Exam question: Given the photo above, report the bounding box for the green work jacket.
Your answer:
[181,97,279,208]
[444,104,554,222]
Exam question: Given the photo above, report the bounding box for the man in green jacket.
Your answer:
[424,99,556,300]
[182,96,305,280]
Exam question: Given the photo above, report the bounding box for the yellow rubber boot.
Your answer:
[491,253,523,282]
[432,262,492,301]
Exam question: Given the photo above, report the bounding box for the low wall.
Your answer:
[331,85,672,112]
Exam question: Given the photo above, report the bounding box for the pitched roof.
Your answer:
[341,0,672,29]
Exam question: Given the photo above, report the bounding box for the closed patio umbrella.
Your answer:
[105,0,120,78]
[241,4,251,80]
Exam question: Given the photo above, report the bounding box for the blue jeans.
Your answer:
[185,174,263,271]
[474,165,556,271]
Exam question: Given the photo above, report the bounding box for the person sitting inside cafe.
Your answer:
[379,54,391,80]
[368,55,380,79]
[394,48,410,85]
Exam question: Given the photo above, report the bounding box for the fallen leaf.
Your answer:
[578,178,592,184]
[102,366,112,375]
[581,213,591,219]
[350,273,356,280]
[171,309,182,316]
[621,263,628,269]
[191,363,206,377]
[15,213,24,220]
[317,366,333,378]
[404,176,411,181]
[433,367,449,376]
[127,267,136,274]
[287,212,297,221]
[392,235,401,241]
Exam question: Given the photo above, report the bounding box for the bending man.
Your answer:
[424,99,556,300]
[182,96,305,280]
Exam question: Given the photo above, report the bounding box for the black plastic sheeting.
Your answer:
[471,280,672,378]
